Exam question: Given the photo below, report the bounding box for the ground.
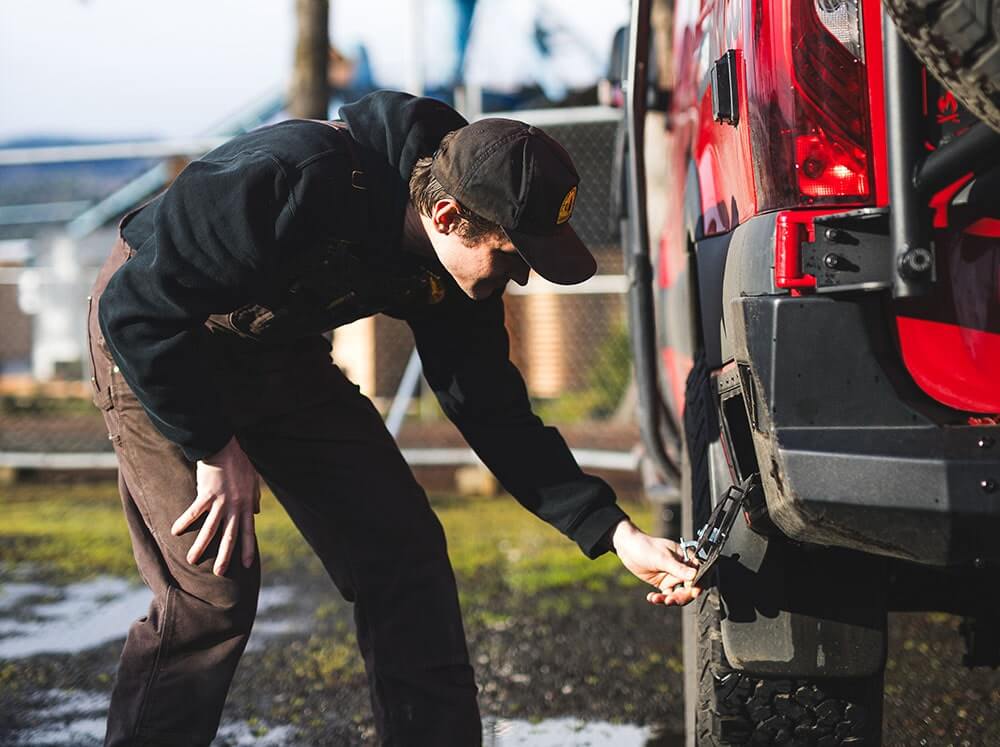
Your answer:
[0,481,999,745]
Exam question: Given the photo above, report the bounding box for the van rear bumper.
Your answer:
[728,293,1000,565]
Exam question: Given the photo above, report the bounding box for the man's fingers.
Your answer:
[662,549,698,581]
[214,514,238,576]
[171,493,214,536]
[241,510,256,569]
[646,590,684,606]
[670,585,702,605]
[651,573,688,596]
[646,584,702,607]
[647,572,704,606]
[186,501,223,565]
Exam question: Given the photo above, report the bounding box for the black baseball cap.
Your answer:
[431,119,597,285]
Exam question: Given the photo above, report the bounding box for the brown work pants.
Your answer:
[88,237,480,746]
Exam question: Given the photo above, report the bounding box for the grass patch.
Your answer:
[0,482,318,581]
[436,494,649,610]
[0,483,138,580]
[0,395,95,416]
[0,480,652,600]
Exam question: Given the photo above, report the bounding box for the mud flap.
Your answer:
[714,502,888,678]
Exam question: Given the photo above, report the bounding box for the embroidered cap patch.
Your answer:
[556,186,577,225]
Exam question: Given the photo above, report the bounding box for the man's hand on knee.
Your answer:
[171,436,260,576]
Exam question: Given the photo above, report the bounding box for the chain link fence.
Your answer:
[0,106,639,478]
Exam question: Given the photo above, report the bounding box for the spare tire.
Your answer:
[883,0,1000,133]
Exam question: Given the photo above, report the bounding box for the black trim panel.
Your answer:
[694,232,731,368]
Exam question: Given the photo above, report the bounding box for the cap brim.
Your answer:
[507,223,597,285]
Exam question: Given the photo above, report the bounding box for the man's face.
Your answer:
[424,201,531,300]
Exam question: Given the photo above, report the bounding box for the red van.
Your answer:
[620,0,1000,742]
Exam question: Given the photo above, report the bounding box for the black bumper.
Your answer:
[727,293,1000,566]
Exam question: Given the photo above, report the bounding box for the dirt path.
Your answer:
[0,572,686,746]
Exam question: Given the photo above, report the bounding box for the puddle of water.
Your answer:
[0,577,151,659]
[0,579,299,660]
[0,582,52,611]
[256,585,294,609]
[31,689,109,719]
[7,689,298,746]
[6,689,109,745]
[8,717,109,745]
[245,585,313,652]
[483,717,656,747]
[245,618,312,651]
[10,690,669,747]
[214,722,298,746]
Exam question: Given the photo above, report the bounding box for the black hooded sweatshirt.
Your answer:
[98,91,626,558]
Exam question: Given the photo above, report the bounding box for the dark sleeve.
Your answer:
[98,151,296,461]
[407,288,628,558]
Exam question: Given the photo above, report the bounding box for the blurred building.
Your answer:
[0,0,627,411]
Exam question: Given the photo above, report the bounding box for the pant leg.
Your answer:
[90,241,261,747]
[230,355,481,747]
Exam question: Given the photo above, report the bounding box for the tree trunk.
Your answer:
[289,0,330,119]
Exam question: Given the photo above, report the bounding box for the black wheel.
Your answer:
[680,352,884,745]
[884,0,1000,133]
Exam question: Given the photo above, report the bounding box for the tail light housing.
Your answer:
[748,0,875,210]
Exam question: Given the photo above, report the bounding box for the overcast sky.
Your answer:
[0,0,627,142]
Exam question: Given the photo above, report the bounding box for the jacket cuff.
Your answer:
[181,431,234,463]
[573,503,630,559]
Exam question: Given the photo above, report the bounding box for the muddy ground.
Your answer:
[1,482,999,746]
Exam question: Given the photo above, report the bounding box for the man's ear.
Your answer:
[430,199,462,235]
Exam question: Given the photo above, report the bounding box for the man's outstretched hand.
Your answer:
[171,436,260,576]
[611,519,702,607]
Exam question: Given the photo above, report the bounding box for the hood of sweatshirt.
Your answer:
[340,91,467,250]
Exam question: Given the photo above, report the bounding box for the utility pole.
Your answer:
[289,0,330,119]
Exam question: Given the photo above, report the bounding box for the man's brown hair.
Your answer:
[409,130,506,245]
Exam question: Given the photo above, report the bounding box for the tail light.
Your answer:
[814,0,864,58]
[748,0,875,209]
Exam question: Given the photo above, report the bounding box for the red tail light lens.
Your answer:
[792,0,872,200]
[748,0,874,209]
[795,134,869,198]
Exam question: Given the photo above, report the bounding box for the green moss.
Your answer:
[0,662,21,691]
[286,636,366,685]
